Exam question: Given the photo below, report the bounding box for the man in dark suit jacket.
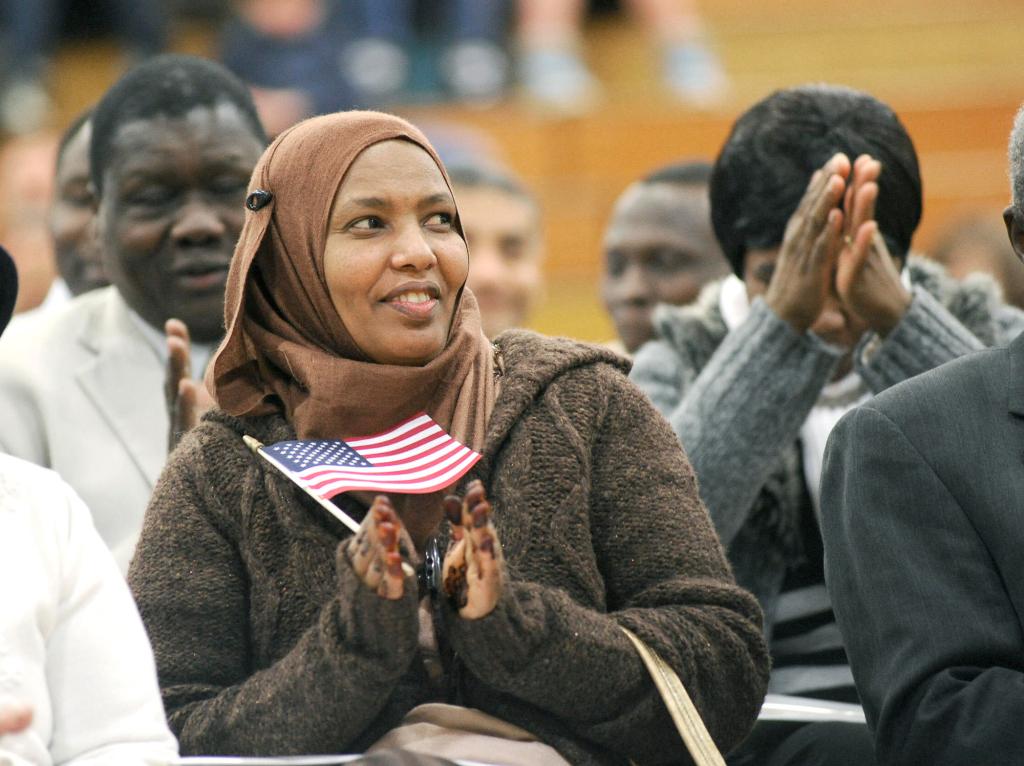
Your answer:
[821,123,1024,762]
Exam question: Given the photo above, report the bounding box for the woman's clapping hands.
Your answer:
[347,495,413,600]
[442,480,504,620]
[344,483,504,620]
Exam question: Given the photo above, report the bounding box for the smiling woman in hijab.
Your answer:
[127,111,769,765]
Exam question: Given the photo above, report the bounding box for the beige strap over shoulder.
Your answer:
[620,626,727,766]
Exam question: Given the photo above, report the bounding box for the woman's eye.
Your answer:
[350,216,383,230]
[425,212,453,228]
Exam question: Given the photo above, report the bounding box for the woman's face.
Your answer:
[324,140,468,366]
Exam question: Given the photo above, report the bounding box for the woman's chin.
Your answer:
[369,339,447,367]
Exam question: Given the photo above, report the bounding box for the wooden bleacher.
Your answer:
[37,0,1024,340]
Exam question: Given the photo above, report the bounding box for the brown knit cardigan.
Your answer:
[128,331,769,765]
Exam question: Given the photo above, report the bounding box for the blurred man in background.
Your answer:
[449,163,545,338]
[0,133,58,313]
[601,160,729,353]
[0,55,265,570]
[49,109,107,299]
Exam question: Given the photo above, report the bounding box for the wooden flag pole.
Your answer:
[243,434,362,534]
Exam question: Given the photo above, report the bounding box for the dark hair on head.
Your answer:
[56,108,93,170]
[709,84,922,276]
[89,54,266,193]
[446,162,537,206]
[642,159,713,187]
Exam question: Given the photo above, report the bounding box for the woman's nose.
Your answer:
[390,224,437,271]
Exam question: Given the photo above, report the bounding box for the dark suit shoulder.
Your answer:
[865,343,1010,432]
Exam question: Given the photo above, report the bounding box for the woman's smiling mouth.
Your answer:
[382,283,441,319]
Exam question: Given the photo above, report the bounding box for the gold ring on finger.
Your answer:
[843,234,854,246]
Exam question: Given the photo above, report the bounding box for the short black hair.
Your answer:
[446,162,537,206]
[710,84,922,276]
[641,160,713,187]
[89,54,266,193]
[56,108,93,171]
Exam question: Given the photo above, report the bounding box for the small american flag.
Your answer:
[260,413,481,498]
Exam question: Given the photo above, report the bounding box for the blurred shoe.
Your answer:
[519,48,600,115]
[340,38,409,103]
[663,41,729,107]
[0,77,51,135]
[442,40,509,105]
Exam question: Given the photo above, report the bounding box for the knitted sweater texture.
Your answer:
[129,330,769,765]
[630,257,1024,628]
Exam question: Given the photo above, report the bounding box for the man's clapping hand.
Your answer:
[165,318,216,452]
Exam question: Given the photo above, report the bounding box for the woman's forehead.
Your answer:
[334,140,452,203]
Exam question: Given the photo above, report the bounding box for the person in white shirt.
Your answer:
[0,243,178,766]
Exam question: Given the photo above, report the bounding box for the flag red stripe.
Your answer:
[314,452,481,497]
[343,413,433,447]
[358,433,453,463]
[298,441,463,480]
[348,421,440,455]
[303,446,472,489]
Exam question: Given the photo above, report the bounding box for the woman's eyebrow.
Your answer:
[350,196,386,208]
[421,192,452,206]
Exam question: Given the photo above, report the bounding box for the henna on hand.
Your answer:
[441,480,504,618]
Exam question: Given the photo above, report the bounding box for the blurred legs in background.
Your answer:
[516,0,728,112]
[0,0,167,134]
[341,0,511,105]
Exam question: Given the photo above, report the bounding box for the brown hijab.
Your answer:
[206,111,496,452]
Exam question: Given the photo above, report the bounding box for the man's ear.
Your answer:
[1003,205,1024,263]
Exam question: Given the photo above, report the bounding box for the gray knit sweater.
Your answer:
[630,257,1024,632]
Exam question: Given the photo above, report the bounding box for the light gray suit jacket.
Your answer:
[0,287,167,571]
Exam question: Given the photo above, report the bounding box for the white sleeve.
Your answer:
[46,484,179,766]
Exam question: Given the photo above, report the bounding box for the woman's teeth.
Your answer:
[391,292,432,304]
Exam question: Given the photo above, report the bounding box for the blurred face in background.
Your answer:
[49,120,108,296]
[457,184,543,338]
[0,134,57,312]
[602,181,729,353]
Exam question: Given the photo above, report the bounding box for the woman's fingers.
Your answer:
[442,536,469,609]
[810,208,844,274]
[843,156,881,237]
[347,495,408,599]
[377,520,404,599]
[459,486,503,620]
[846,178,879,240]
[348,510,379,579]
[836,220,878,301]
[443,494,464,542]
